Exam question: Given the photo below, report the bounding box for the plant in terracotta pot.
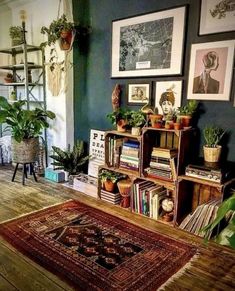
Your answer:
[177,100,198,128]
[0,96,55,164]
[99,169,126,192]
[9,26,24,46]
[4,73,14,83]
[129,110,146,135]
[106,108,131,132]
[164,109,177,129]
[149,108,163,128]
[203,125,225,163]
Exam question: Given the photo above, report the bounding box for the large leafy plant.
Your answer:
[0,96,55,143]
[50,140,90,175]
[129,110,146,127]
[202,194,235,249]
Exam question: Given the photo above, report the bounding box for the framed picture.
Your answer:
[187,40,235,101]
[111,6,186,78]
[154,81,182,119]
[127,82,151,105]
[199,0,235,35]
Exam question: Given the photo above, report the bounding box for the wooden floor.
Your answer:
[0,165,235,291]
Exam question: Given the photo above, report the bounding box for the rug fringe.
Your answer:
[0,199,73,224]
[157,250,200,290]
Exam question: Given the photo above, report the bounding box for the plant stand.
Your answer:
[12,163,37,185]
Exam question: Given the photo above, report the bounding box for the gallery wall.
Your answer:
[73,0,235,161]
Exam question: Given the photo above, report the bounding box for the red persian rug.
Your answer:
[0,200,198,290]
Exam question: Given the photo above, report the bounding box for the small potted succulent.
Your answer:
[203,125,225,163]
[106,107,131,132]
[9,26,24,46]
[164,109,177,129]
[129,110,146,135]
[4,73,14,83]
[99,169,126,192]
[177,100,198,128]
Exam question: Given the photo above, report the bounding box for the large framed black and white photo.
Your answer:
[187,40,235,101]
[111,6,186,78]
[199,0,235,35]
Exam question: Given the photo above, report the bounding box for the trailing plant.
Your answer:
[50,140,90,175]
[203,125,225,147]
[0,96,55,143]
[178,100,198,116]
[129,110,146,127]
[106,108,131,126]
[201,193,235,250]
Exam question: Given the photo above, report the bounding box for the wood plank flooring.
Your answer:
[0,165,235,291]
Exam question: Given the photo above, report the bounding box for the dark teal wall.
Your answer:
[73,0,235,161]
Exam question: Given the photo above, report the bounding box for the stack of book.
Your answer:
[145,147,178,181]
[100,189,121,205]
[119,140,140,172]
[132,180,167,219]
[179,198,221,238]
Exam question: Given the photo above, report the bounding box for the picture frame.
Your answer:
[199,0,235,35]
[187,40,235,101]
[154,81,182,119]
[111,6,186,78]
[127,82,151,105]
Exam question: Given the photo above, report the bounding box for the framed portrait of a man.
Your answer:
[111,6,186,77]
[154,81,182,120]
[187,40,235,101]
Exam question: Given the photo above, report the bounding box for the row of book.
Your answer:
[179,198,221,238]
[119,140,140,172]
[145,147,177,181]
[107,136,123,167]
[132,180,168,220]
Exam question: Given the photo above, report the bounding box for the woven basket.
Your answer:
[12,137,39,163]
[203,145,221,163]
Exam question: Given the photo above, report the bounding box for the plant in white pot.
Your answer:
[203,125,225,163]
[0,96,55,164]
[129,110,146,135]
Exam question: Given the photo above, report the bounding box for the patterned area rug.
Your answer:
[0,200,197,290]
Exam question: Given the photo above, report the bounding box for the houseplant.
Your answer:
[50,140,90,177]
[0,96,55,163]
[4,73,14,83]
[107,108,131,132]
[129,110,146,135]
[9,26,24,46]
[99,169,126,192]
[202,193,235,249]
[203,125,225,163]
[177,100,198,128]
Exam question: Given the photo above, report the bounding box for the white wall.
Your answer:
[0,0,74,161]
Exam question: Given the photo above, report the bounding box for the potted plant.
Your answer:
[201,193,235,249]
[177,100,198,128]
[203,125,225,163]
[0,96,55,164]
[4,73,14,83]
[107,108,131,132]
[49,140,90,180]
[129,110,146,135]
[164,109,177,129]
[99,169,126,192]
[9,26,24,46]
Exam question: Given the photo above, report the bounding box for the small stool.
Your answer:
[12,163,38,185]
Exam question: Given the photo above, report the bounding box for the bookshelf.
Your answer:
[98,127,195,227]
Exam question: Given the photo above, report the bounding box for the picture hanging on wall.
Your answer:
[154,81,182,120]
[127,82,151,105]
[111,6,186,78]
[187,40,235,101]
[199,0,235,35]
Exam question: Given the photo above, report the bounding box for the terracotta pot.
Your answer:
[165,121,174,129]
[203,145,222,163]
[104,180,115,192]
[178,115,192,128]
[150,114,163,128]
[117,119,127,132]
[173,123,181,130]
